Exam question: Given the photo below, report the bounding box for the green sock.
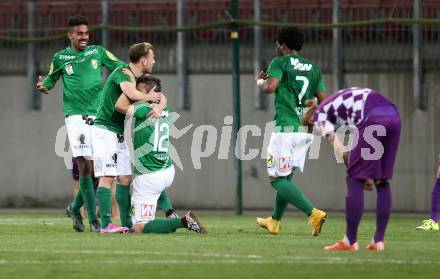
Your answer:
[70,190,84,214]
[157,191,173,211]
[270,177,314,215]
[79,177,97,223]
[96,187,112,228]
[271,172,295,220]
[116,184,132,228]
[142,219,184,233]
[272,192,288,220]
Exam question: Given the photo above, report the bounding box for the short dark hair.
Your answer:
[136,75,161,93]
[129,42,154,63]
[276,26,304,51]
[67,15,88,28]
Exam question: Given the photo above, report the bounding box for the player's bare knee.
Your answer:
[134,224,144,234]
[436,166,440,179]
[117,175,131,185]
[98,176,114,188]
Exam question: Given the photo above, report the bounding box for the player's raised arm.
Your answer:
[37,57,61,94]
[149,94,167,119]
[256,59,280,93]
[119,81,161,103]
[99,45,126,72]
[256,58,282,94]
[257,76,280,94]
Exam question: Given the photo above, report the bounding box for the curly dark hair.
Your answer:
[276,26,304,51]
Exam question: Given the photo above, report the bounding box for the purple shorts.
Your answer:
[72,157,79,181]
[347,105,401,180]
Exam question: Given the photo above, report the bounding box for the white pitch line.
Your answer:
[0,249,262,259]
[0,218,67,225]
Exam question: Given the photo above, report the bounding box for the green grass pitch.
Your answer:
[0,211,439,279]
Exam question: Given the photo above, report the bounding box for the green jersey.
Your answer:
[93,65,132,135]
[42,45,124,116]
[267,54,326,128]
[132,103,173,174]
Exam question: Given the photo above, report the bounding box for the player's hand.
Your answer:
[304,99,317,107]
[363,179,374,191]
[122,68,136,83]
[36,76,48,94]
[256,70,267,81]
[148,103,164,119]
[145,86,162,103]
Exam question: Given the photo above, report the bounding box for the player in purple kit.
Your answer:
[416,157,440,231]
[302,87,401,251]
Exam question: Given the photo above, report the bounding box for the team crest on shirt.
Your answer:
[91,59,98,70]
[65,64,74,75]
[267,153,274,168]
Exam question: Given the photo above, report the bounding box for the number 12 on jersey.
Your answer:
[153,121,170,152]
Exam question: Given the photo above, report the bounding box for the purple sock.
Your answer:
[430,178,440,222]
[345,177,364,245]
[374,182,392,243]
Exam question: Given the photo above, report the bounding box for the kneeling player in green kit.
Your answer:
[115,75,207,234]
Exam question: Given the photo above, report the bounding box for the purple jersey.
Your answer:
[314,87,392,135]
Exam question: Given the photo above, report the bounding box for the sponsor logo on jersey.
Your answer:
[279,156,294,172]
[91,59,98,69]
[140,204,155,219]
[154,153,169,161]
[65,64,74,75]
[106,50,118,61]
[78,134,86,145]
[104,154,117,168]
[84,49,97,56]
[290,58,312,71]
[58,55,76,60]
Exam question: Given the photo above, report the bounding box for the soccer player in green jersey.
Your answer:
[36,15,125,232]
[115,75,207,234]
[255,26,328,236]
[92,42,168,233]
